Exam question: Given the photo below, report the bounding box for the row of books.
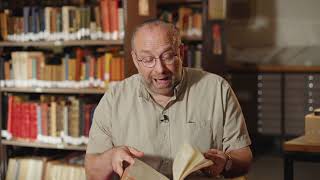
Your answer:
[0,49,125,88]
[159,7,202,38]
[6,155,85,180]
[0,0,124,41]
[5,95,97,145]
[183,44,202,69]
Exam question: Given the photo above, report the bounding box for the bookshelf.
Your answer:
[156,0,204,69]
[0,0,157,179]
[157,0,203,5]
[2,139,86,151]
[0,40,123,47]
[181,35,202,42]
[0,87,106,94]
[156,0,227,74]
[0,0,228,178]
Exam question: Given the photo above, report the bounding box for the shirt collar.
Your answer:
[138,68,187,101]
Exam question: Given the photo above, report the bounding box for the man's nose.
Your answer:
[153,58,166,73]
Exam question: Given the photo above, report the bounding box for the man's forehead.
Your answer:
[134,26,172,48]
[135,25,169,40]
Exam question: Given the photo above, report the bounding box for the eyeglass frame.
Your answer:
[133,48,180,68]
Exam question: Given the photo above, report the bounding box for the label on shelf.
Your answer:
[57,144,65,149]
[54,41,63,46]
[35,88,43,92]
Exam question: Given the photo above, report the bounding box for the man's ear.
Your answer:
[131,50,139,70]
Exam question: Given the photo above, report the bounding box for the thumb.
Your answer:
[114,161,124,177]
[128,146,144,157]
[208,149,219,154]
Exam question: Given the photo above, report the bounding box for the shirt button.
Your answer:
[163,160,169,166]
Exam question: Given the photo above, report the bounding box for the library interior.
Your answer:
[0,0,320,180]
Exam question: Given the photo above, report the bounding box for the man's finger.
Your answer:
[204,152,218,158]
[114,161,124,177]
[122,154,135,165]
[204,153,223,163]
[128,146,144,157]
[208,149,219,154]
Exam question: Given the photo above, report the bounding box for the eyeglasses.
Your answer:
[134,51,178,68]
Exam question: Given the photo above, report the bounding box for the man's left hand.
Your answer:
[202,149,228,177]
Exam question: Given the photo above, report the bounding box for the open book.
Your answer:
[120,144,213,180]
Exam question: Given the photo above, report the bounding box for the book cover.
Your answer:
[100,0,111,38]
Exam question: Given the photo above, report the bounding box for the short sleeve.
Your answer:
[222,82,251,152]
[86,92,114,154]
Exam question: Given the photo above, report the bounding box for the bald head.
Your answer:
[131,20,181,51]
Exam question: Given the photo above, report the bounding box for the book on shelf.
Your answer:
[6,154,86,180]
[0,49,125,89]
[0,0,124,42]
[159,6,202,38]
[182,44,202,69]
[4,94,97,145]
[100,0,121,40]
[0,9,9,40]
[212,24,222,55]
[121,144,213,180]
[6,157,45,180]
[208,0,227,20]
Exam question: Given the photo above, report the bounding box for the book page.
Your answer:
[121,159,169,180]
[172,144,196,180]
[180,158,213,180]
[173,144,213,180]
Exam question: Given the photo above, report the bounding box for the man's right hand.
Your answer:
[110,146,144,176]
[85,146,144,180]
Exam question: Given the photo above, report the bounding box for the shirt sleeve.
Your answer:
[222,82,252,152]
[86,92,114,154]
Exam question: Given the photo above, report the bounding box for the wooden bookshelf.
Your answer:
[0,87,106,94]
[0,1,158,179]
[157,0,202,5]
[0,40,123,47]
[157,0,205,69]
[181,36,202,42]
[227,63,320,73]
[1,139,86,151]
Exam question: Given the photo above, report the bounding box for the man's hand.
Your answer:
[202,146,252,178]
[202,149,228,177]
[110,146,144,176]
[85,146,144,180]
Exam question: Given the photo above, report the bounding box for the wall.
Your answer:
[227,0,320,47]
[227,0,320,65]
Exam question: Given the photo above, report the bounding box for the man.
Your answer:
[85,20,252,180]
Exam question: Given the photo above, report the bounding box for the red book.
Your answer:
[109,57,114,81]
[13,103,22,138]
[96,56,101,81]
[7,95,13,133]
[120,57,125,80]
[29,103,38,139]
[100,0,111,34]
[22,103,30,139]
[109,0,119,35]
[111,57,122,81]
[89,56,96,80]
[75,48,83,81]
[100,56,105,81]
